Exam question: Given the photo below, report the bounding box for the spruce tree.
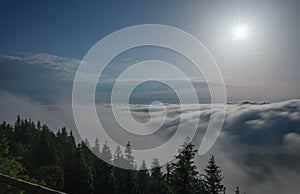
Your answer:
[164,162,172,193]
[137,160,149,194]
[101,141,112,163]
[113,145,127,168]
[235,186,240,194]
[148,158,164,194]
[124,141,136,194]
[94,141,114,194]
[203,155,224,194]
[125,141,135,169]
[64,142,95,194]
[170,138,201,194]
[92,138,101,158]
[113,146,127,193]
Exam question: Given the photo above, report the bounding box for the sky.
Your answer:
[1,1,300,193]
[1,0,300,103]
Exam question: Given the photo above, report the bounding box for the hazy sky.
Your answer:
[0,0,300,103]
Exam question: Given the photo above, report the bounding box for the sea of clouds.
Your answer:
[0,91,299,193]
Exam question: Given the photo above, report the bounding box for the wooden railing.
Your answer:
[0,173,66,194]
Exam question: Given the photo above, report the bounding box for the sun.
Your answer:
[232,24,249,40]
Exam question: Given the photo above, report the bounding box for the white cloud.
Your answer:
[0,91,300,193]
[284,133,300,153]
[0,52,81,77]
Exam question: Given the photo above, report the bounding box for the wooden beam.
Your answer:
[0,173,66,194]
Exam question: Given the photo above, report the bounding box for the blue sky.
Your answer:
[1,0,299,58]
[1,0,300,103]
[1,0,196,57]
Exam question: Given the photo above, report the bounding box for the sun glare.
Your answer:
[232,24,249,40]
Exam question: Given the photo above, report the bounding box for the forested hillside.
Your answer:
[0,116,244,194]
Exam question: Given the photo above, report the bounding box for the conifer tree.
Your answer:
[92,138,101,157]
[113,145,127,168]
[101,141,112,163]
[125,141,135,169]
[163,162,172,193]
[148,158,164,194]
[235,186,240,194]
[112,146,127,193]
[65,142,95,194]
[94,141,114,194]
[203,155,224,194]
[137,160,149,194]
[84,138,91,148]
[170,138,201,194]
[124,141,136,194]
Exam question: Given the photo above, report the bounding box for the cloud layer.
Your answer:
[0,91,299,193]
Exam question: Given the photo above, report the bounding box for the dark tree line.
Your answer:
[0,116,246,194]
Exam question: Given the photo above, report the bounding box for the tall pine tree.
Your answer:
[235,186,240,194]
[203,155,224,194]
[124,141,136,194]
[170,138,202,194]
[137,160,149,194]
[148,158,164,194]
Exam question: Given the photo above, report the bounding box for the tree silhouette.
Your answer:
[170,138,201,194]
[124,141,136,194]
[148,158,164,194]
[203,155,224,194]
[125,141,135,170]
[92,138,101,158]
[137,160,149,194]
